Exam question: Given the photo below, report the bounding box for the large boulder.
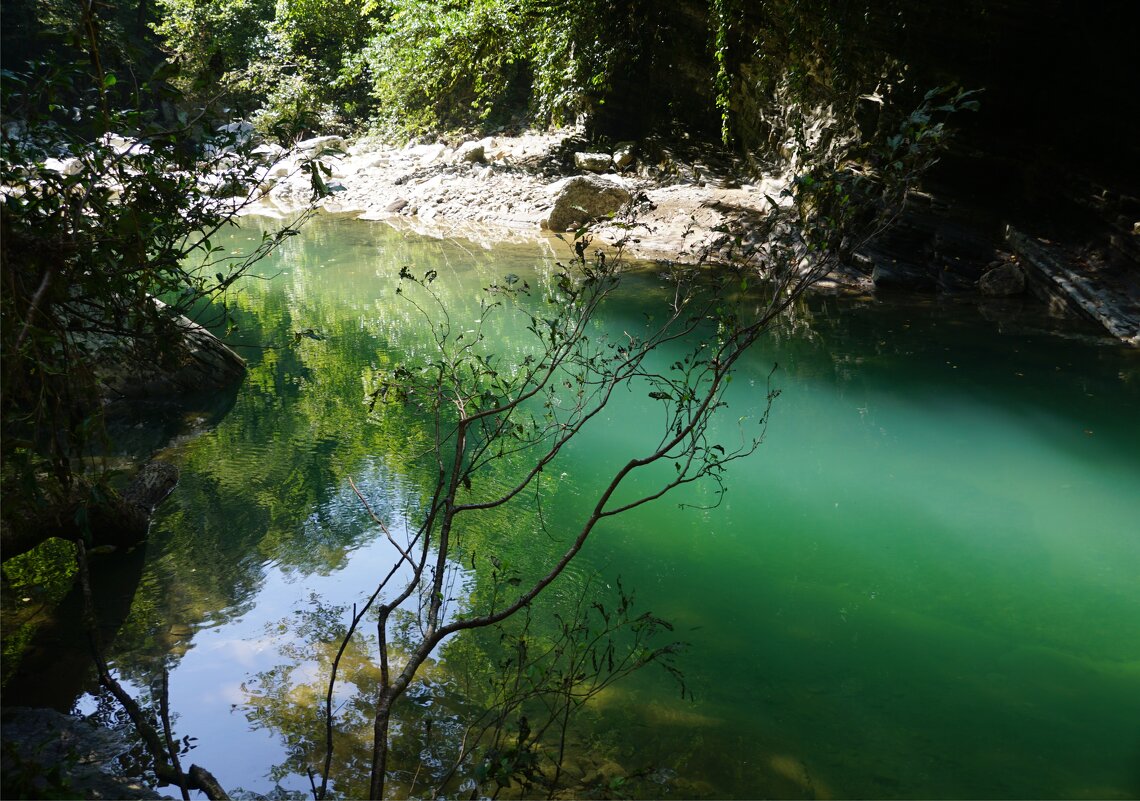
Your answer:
[295,135,345,154]
[978,262,1026,296]
[95,304,247,400]
[546,175,631,232]
[1,708,162,799]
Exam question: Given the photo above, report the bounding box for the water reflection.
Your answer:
[47,216,1140,799]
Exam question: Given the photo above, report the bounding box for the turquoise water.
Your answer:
[78,216,1140,798]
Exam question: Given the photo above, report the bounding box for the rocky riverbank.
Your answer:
[250,129,796,267]
[247,129,1139,345]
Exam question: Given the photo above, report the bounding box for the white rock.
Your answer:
[251,143,286,161]
[217,121,254,144]
[43,157,83,176]
[295,135,345,153]
[414,143,447,165]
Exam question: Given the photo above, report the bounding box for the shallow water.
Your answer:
[69,216,1140,798]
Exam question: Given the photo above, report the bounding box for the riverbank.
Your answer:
[251,130,794,267]
[247,129,1139,345]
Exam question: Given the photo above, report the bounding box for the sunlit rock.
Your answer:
[574,151,612,172]
[612,142,636,170]
[453,140,485,163]
[546,174,631,232]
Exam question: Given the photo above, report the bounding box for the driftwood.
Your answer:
[1,460,178,561]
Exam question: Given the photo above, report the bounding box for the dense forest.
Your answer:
[3,1,1139,799]
[5,0,1136,157]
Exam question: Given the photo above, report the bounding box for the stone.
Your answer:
[416,143,448,165]
[295,135,345,154]
[871,259,936,290]
[546,175,631,232]
[98,132,145,155]
[978,262,1026,296]
[453,141,486,163]
[251,142,285,162]
[215,121,254,155]
[1,708,162,799]
[42,157,83,176]
[574,151,613,172]
[96,299,246,400]
[612,142,636,170]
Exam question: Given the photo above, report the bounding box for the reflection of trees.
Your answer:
[96,220,570,690]
[240,576,686,798]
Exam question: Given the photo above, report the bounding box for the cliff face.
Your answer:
[583,0,1137,334]
[590,1,1137,196]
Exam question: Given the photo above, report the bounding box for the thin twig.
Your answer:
[160,669,191,800]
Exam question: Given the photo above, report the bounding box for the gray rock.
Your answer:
[217,120,254,144]
[978,262,1026,296]
[453,141,486,163]
[871,260,935,290]
[546,175,631,232]
[574,151,613,173]
[251,142,285,162]
[612,142,636,170]
[96,299,246,401]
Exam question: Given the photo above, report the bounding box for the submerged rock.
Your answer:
[0,707,162,799]
[978,262,1027,296]
[96,300,246,401]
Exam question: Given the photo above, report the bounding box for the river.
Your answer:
[65,215,1140,798]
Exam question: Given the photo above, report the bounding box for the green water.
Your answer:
[73,216,1140,798]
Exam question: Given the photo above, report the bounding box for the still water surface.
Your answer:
[83,216,1140,798]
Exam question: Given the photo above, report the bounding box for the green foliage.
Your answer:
[443,577,686,798]
[362,0,529,136]
[792,85,982,257]
[0,741,77,800]
[151,0,276,109]
[145,0,649,140]
[744,0,903,102]
[0,10,324,539]
[154,0,376,139]
[1,539,79,686]
[709,0,738,145]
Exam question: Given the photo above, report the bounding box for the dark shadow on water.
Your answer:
[2,545,149,711]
